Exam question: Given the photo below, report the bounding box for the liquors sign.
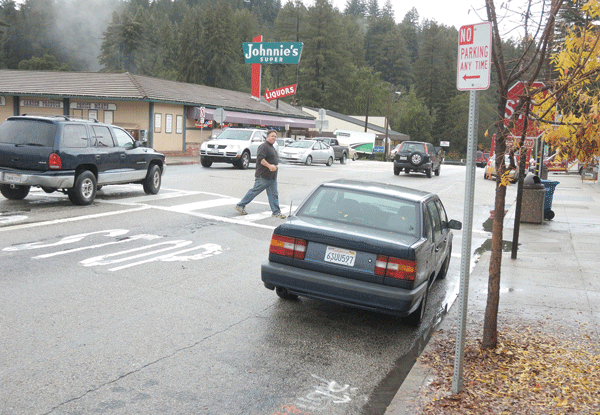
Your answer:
[243,42,303,64]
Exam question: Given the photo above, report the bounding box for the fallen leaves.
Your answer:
[412,324,600,414]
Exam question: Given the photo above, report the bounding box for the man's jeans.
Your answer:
[238,177,281,214]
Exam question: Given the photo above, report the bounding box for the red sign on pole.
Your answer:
[265,84,297,102]
[504,81,548,138]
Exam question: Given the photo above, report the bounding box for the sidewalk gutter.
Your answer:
[384,173,600,414]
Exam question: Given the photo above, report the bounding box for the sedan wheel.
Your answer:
[305,155,312,166]
[276,287,298,300]
[326,156,333,166]
[405,283,428,327]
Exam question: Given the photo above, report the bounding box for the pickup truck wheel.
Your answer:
[143,165,162,194]
[237,151,250,169]
[1,184,30,200]
[68,171,96,205]
[305,155,312,166]
[326,156,333,166]
[200,157,212,168]
[340,153,346,164]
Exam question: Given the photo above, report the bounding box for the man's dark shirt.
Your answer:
[255,140,278,179]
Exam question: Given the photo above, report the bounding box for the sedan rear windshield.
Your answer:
[297,186,420,236]
[0,119,57,147]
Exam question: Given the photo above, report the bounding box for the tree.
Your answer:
[344,0,365,17]
[296,0,353,111]
[18,53,70,70]
[177,6,204,84]
[481,0,566,350]
[200,2,243,89]
[536,0,600,164]
[393,89,434,143]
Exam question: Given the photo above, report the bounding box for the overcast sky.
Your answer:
[323,0,486,28]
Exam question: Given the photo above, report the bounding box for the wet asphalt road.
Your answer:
[0,160,514,414]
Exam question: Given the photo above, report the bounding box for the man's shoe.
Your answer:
[235,205,248,215]
[272,212,286,219]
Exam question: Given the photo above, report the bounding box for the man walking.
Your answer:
[235,130,286,219]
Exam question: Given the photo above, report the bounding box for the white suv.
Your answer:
[200,128,269,169]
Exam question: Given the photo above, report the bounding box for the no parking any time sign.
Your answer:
[457,22,492,91]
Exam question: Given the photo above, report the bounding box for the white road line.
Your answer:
[0,206,152,232]
[168,198,239,212]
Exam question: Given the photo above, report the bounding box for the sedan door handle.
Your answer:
[95,155,101,160]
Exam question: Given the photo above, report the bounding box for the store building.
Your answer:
[0,70,315,153]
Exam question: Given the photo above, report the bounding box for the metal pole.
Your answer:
[385,91,390,162]
[452,90,479,394]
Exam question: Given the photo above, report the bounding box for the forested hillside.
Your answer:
[1,0,524,156]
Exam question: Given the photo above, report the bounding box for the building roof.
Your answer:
[304,107,409,140]
[0,70,313,122]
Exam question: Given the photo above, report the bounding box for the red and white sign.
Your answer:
[504,81,548,138]
[265,84,297,102]
[457,22,492,91]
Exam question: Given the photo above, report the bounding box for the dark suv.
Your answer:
[0,115,165,205]
[393,141,441,178]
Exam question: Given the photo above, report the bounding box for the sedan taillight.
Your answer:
[269,234,307,259]
[375,255,416,281]
[48,153,62,170]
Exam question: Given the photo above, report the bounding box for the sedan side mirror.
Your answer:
[447,219,462,230]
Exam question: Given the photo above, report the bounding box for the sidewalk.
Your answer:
[385,173,600,414]
[165,154,200,165]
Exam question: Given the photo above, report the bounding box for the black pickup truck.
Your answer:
[315,137,350,164]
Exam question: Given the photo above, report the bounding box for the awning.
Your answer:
[187,107,314,129]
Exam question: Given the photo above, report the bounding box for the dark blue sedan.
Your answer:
[261,179,461,326]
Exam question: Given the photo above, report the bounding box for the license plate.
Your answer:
[398,156,407,161]
[209,149,219,154]
[324,246,356,267]
[4,172,21,183]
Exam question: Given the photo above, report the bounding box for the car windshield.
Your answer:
[400,142,425,153]
[0,119,57,146]
[297,186,419,236]
[288,141,314,149]
[215,129,253,141]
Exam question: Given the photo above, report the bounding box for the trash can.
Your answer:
[541,179,559,220]
[521,174,545,224]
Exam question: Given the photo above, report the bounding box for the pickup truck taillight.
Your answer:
[375,255,416,281]
[48,153,62,170]
[269,234,307,259]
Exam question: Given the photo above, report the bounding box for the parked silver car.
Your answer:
[279,139,335,166]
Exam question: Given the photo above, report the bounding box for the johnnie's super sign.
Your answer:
[242,42,303,64]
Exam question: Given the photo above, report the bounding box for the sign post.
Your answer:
[453,22,492,394]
